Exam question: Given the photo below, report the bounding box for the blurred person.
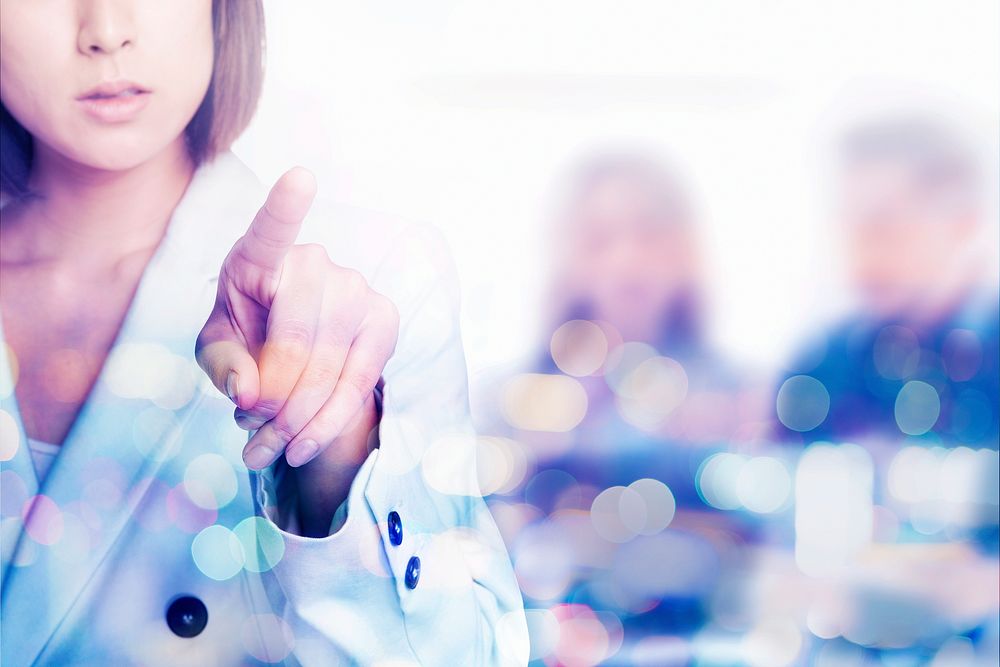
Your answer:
[548,152,704,351]
[476,152,757,664]
[769,114,1000,663]
[773,115,999,449]
[532,153,748,502]
[0,1,525,665]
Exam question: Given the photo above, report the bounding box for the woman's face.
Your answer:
[565,173,699,340]
[0,0,214,172]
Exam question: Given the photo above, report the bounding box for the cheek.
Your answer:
[908,231,957,278]
[0,18,76,144]
[846,235,879,279]
[644,238,689,282]
[146,7,215,129]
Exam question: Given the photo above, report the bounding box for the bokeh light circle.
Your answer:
[735,457,791,513]
[476,436,530,496]
[0,343,17,399]
[523,608,561,661]
[513,522,576,601]
[590,486,645,543]
[627,478,676,534]
[942,328,983,381]
[0,409,21,461]
[22,494,63,546]
[776,375,830,432]
[603,342,658,394]
[550,320,609,377]
[184,453,239,510]
[234,516,286,573]
[742,616,803,667]
[894,380,941,435]
[615,357,688,429]
[502,374,588,432]
[191,524,244,581]
[1,470,29,517]
[696,453,747,510]
[872,325,920,380]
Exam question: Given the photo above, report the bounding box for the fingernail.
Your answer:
[226,371,239,404]
[286,439,319,467]
[244,445,276,470]
[235,411,267,430]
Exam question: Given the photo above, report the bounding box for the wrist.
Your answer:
[288,393,380,537]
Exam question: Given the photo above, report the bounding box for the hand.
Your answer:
[195,168,400,472]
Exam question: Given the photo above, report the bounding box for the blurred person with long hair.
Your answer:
[529,152,748,488]
[0,1,525,664]
[478,152,754,662]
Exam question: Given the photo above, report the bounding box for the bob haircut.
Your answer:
[0,0,266,199]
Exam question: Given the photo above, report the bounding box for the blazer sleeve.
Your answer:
[248,222,529,666]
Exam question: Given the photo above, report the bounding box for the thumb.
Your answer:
[195,310,261,411]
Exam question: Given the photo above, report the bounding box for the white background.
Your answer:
[235,0,1000,382]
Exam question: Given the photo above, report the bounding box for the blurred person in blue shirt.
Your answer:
[773,116,998,450]
[770,115,1000,664]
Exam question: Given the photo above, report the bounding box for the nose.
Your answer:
[77,0,136,56]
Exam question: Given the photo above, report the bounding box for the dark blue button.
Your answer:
[387,510,403,546]
[405,556,421,589]
[166,595,208,638]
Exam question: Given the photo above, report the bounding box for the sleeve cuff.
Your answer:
[251,449,379,542]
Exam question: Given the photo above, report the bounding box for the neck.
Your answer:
[12,137,195,266]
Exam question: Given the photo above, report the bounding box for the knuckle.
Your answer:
[339,268,367,294]
[246,398,282,420]
[232,239,270,274]
[270,418,300,444]
[298,242,330,265]
[380,295,400,327]
[269,320,314,351]
[267,342,310,369]
[346,369,378,399]
[304,413,339,439]
[322,316,356,344]
[304,361,342,389]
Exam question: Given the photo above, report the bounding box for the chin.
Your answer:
[54,124,185,174]
[861,294,909,322]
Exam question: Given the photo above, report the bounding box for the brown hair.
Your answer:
[0,0,266,199]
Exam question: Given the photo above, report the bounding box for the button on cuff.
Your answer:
[387,510,403,546]
[404,555,421,589]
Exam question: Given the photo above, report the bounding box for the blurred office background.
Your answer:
[236,2,1000,665]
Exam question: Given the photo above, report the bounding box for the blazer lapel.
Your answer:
[0,151,264,666]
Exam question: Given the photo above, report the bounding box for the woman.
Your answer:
[481,152,752,662]
[0,1,525,665]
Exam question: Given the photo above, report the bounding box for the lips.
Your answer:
[76,80,152,123]
[77,79,150,100]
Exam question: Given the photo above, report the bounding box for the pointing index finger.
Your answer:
[238,167,317,275]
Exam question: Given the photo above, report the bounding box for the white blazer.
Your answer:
[0,152,528,666]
